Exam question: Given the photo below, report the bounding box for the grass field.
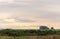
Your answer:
[0,35,60,39]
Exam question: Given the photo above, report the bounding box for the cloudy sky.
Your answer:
[0,0,59,29]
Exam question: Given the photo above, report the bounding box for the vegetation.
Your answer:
[0,26,60,39]
[0,29,60,39]
[0,35,60,39]
[0,29,59,36]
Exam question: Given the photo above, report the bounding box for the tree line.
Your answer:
[0,29,59,36]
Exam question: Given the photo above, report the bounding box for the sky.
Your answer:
[0,0,59,29]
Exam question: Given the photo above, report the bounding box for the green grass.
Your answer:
[0,36,29,39]
[0,35,60,39]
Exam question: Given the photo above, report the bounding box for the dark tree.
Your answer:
[51,27,54,29]
[40,26,49,30]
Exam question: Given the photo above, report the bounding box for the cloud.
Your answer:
[0,0,59,22]
[0,0,14,3]
[0,0,59,29]
[15,18,35,23]
[0,17,35,23]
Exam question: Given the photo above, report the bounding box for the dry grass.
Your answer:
[25,35,60,39]
[0,35,60,39]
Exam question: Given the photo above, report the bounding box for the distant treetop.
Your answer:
[40,26,49,30]
[51,27,54,29]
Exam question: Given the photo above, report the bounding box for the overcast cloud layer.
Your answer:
[0,0,59,29]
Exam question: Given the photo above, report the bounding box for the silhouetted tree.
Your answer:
[40,26,49,30]
[51,27,54,29]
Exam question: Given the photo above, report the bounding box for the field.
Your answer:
[0,29,60,39]
[0,35,60,39]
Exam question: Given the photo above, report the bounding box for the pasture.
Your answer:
[0,35,60,39]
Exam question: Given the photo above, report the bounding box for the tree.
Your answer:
[40,26,49,30]
[51,27,54,29]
